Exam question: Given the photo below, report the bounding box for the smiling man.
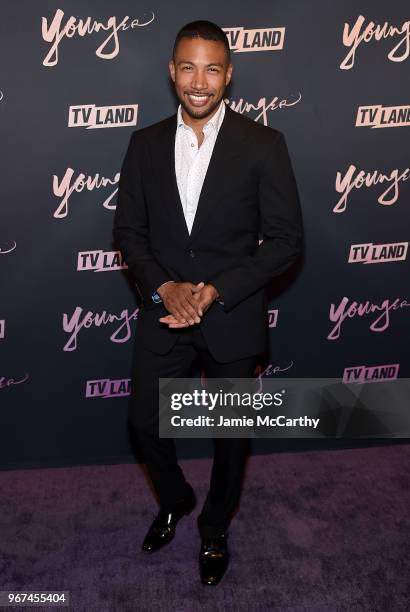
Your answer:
[113,20,303,586]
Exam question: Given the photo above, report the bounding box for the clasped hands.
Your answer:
[157,281,219,328]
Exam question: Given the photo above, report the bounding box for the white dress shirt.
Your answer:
[156,100,226,302]
[175,99,226,235]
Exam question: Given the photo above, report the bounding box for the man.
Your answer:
[113,20,303,586]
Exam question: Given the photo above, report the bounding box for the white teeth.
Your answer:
[189,94,208,101]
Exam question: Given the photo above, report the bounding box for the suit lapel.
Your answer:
[155,114,191,243]
[189,105,248,241]
[155,104,248,244]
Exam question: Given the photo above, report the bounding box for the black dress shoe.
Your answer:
[142,488,196,552]
[199,533,229,586]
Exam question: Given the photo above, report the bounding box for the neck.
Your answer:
[181,101,221,132]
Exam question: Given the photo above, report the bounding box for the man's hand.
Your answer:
[157,281,205,325]
[159,283,219,328]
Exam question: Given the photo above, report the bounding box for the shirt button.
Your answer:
[191,143,195,147]
[188,249,195,258]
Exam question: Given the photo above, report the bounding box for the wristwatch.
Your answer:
[151,280,176,304]
[151,290,162,304]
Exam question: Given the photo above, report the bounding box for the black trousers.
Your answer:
[129,324,260,538]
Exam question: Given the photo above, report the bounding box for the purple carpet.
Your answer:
[1,445,409,611]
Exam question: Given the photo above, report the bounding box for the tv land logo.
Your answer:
[343,363,399,384]
[52,167,119,219]
[77,250,127,272]
[356,104,410,128]
[328,296,410,340]
[86,378,131,398]
[41,9,155,67]
[348,242,408,264]
[62,306,139,351]
[0,320,4,339]
[223,27,285,53]
[340,15,410,70]
[68,104,138,129]
[334,165,410,213]
[268,309,278,328]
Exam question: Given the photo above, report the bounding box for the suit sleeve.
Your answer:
[208,131,304,312]
[113,132,172,305]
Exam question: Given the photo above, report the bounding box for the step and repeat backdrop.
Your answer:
[1,1,409,467]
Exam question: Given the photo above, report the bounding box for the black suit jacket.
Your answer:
[113,104,303,362]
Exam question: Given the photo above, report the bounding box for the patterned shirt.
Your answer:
[174,99,226,235]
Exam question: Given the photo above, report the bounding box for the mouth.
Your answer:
[185,93,212,107]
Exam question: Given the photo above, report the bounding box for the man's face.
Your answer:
[169,37,232,120]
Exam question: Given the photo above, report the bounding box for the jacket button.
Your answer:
[188,249,195,258]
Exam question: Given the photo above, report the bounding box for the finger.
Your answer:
[191,281,205,293]
[168,322,191,328]
[172,306,189,324]
[175,297,201,325]
[159,315,178,324]
[179,304,198,325]
[181,297,202,322]
[161,305,186,324]
[194,295,209,312]
[186,293,204,317]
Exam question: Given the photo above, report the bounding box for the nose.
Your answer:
[190,69,208,91]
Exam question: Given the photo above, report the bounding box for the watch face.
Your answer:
[152,292,162,303]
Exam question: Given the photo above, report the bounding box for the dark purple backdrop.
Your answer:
[1,0,409,467]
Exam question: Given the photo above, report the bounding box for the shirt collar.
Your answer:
[176,99,226,133]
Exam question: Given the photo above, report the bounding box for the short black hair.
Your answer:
[173,20,231,62]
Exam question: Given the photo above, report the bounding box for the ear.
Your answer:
[225,63,233,86]
[169,60,175,82]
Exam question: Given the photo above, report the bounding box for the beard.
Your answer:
[178,92,223,120]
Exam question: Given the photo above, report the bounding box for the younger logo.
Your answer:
[226,92,301,126]
[334,165,410,213]
[0,240,16,254]
[41,9,155,67]
[77,250,128,272]
[68,104,138,129]
[0,373,29,389]
[63,306,139,351]
[340,15,410,70]
[52,167,119,219]
[348,242,408,264]
[328,296,410,340]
